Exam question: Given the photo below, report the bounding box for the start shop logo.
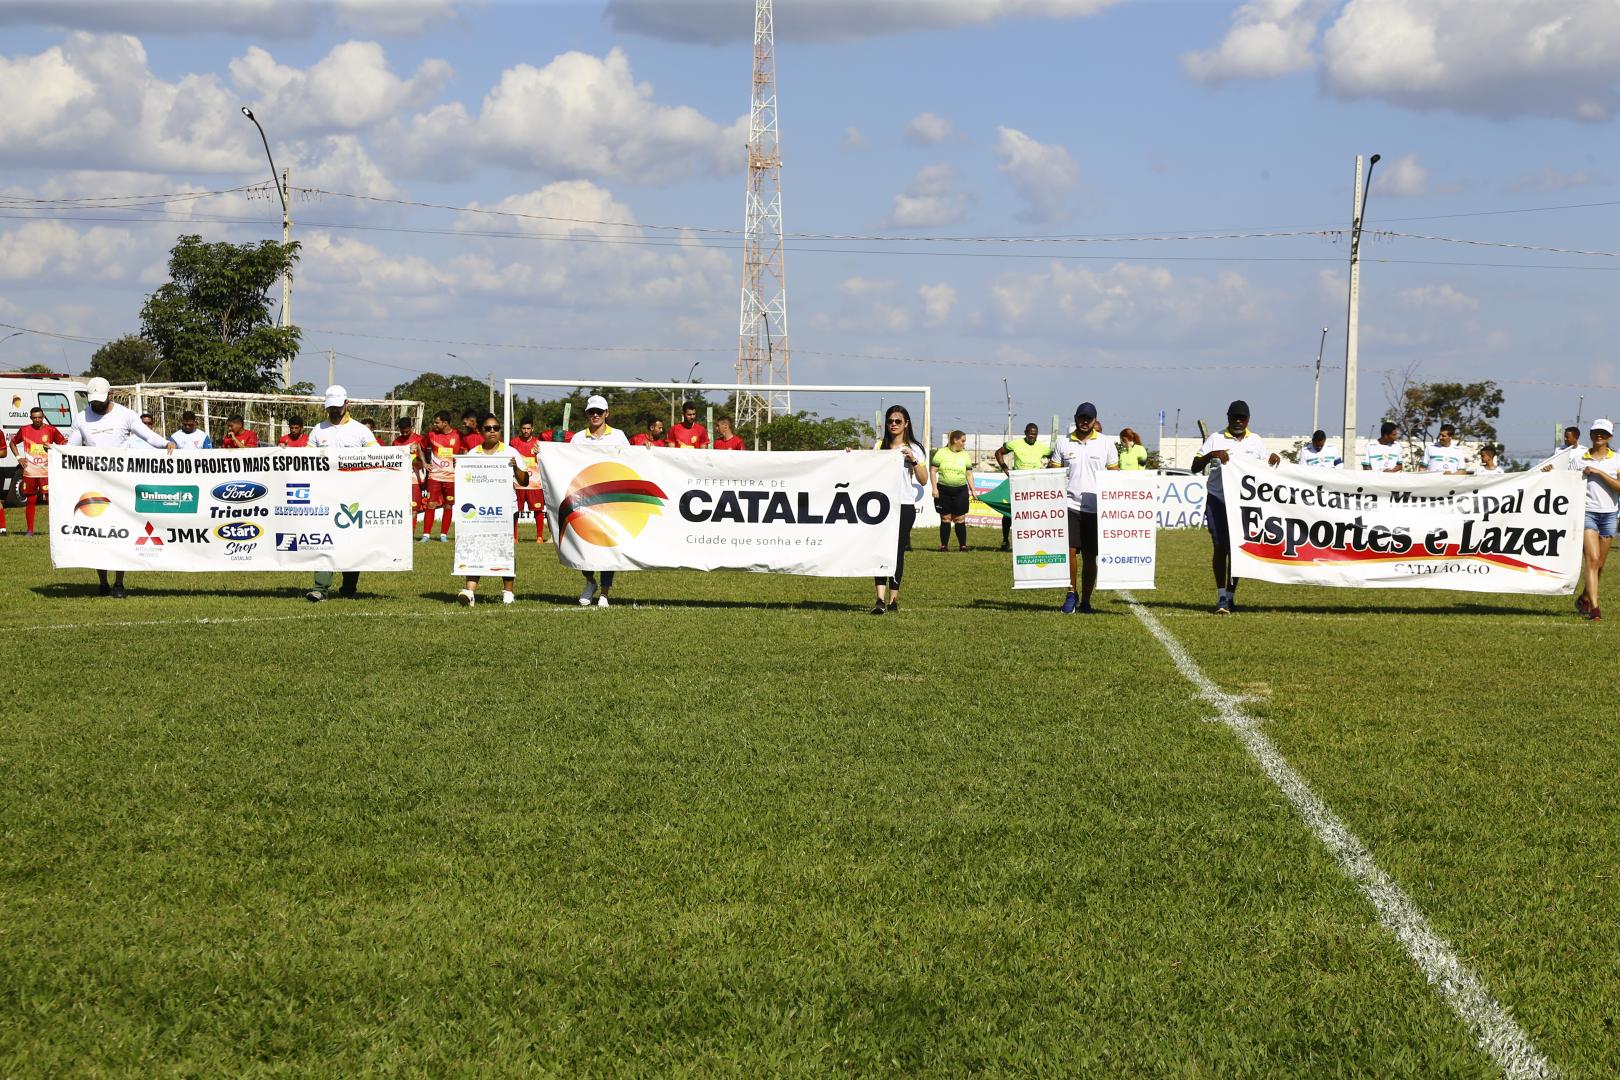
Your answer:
[558,462,667,547]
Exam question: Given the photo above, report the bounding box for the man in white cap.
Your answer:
[574,394,628,608]
[67,377,176,597]
[305,385,380,602]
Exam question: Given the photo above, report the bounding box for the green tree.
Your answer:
[756,410,875,451]
[139,234,301,392]
[85,334,161,384]
[1385,368,1503,459]
[14,363,55,375]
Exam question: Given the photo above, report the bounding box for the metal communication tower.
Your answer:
[736,0,790,429]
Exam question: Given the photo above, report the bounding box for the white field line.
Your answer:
[1121,592,1557,1080]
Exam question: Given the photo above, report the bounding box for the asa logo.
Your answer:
[214,521,263,542]
[276,532,334,551]
[75,491,112,517]
[558,461,667,547]
[212,481,267,503]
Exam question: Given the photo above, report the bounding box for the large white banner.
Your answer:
[1221,456,1582,593]
[535,445,901,576]
[1097,471,1157,589]
[453,456,517,577]
[1157,471,1208,529]
[49,447,413,572]
[1009,469,1070,589]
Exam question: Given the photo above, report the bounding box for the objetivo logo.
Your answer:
[558,462,667,547]
[75,491,112,517]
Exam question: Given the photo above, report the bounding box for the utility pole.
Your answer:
[241,108,294,388]
[1003,378,1012,444]
[488,371,495,416]
[1311,325,1328,434]
[736,0,791,430]
[1342,153,1381,469]
[327,349,334,389]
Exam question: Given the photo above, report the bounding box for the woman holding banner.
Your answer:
[1576,420,1620,621]
[873,405,928,615]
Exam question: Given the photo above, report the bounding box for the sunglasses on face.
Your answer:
[587,409,605,416]
[483,425,500,432]
[887,418,905,425]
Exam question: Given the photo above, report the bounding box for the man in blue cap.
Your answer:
[1048,402,1113,613]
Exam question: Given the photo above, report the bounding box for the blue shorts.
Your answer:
[1586,510,1618,538]
[1206,496,1230,550]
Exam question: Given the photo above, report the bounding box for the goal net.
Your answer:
[111,384,425,445]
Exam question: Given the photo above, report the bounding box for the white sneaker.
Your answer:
[417,534,431,543]
[501,590,515,605]
[596,594,610,609]
[438,534,449,543]
[578,580,598,606]
[457,588,475,606]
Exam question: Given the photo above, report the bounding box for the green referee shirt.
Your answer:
[1003,438,1050,470]
[932,446,973,486]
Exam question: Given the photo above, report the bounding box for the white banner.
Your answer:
[1097,471,1157,589]
[1157,471,1208,529]
[1221,456,1583,593]
[48,447,413,572]
[535,445,901,576]
[453,456,517,577]
[1009,469,1070,589]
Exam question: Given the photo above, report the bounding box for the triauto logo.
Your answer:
[558,461,667,547]
[75,491,112,517]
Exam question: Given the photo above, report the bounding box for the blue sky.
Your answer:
[3,0,1620,455]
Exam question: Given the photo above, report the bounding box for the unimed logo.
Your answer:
[135,485,198,514]
[558,462,668,547]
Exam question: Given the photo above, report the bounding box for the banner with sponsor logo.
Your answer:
[1097,471,1157,589]
[48,447,413,572]
[453,455,517,577]
[1008,469,1070,589]
[1221,456,1582,593]
[534,445,900,576]
[1157,471,1208,529]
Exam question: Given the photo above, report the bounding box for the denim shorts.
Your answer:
[1586,510,1618,538]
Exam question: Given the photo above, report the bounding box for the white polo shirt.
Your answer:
[575,424,630,447]
[309,416,379,448]
[170,428,212,450]
[1361,441,1405,472]
[1576,447,1620,513]
[1050,429,1115,513]
[1297,442,1341,468]
[1196,428,1270,502]
[1423,442,1467,473]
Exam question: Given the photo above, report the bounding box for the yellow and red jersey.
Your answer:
[11,423,65,477]
[508,435,542,490]
[277,431,310,447]
[426,430,460,482]
[392,432,425,474]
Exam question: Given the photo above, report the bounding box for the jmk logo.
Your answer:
[558,462,667,547]
[75,492,111,517]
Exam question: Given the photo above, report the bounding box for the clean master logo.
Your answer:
[75,491,112,517]
[558,461,667,547]
[335,502,363,529]
[333,502,405,529]
[135,484,199,514]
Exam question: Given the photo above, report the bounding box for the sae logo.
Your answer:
[285,482,311,505]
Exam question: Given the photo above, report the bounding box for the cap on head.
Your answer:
[87,376,111,402]
[1227,400,1250,421]
[323,385,347,408]
[1074,402,1097,422]
[586,394,609,412]
[1593,418,1615,436]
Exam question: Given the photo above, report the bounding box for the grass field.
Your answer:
[2,509,1615,1076]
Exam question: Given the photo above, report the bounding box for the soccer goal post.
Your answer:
[502,379,933,451]
[111,384,425,445]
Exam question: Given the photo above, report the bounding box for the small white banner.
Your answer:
[1221,456,1583,593]
[453,455,517,577]
[1097,471,1158,589]
[48,447,412,572]
[534,444,901,576]
[1009,469,1071,589]
[1157,471,1208,529]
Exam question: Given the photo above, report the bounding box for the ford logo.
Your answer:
[214,521,264,541]
[213,481,268,503]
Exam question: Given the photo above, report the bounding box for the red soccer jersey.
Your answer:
[277,432,310,447]
[508,435,542,490]
[12,423,65,476]
[222,429,260,448]
[630,433,667,447]
[392,432,424,473]
[712,434,746,451]
[426,430,461,481]
[460,430,483,451]
[669,422,708,449]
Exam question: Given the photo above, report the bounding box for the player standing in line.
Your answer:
[169,410,212,450]
[10,405,67,536]
[66,377,176,597]
[1050,403,1115,614]
[457,414,529,606]
[1296,430,1340,468]
[574,395,630,608]
[391,416,427,537]
[220,415,259,449]
[712,416,746,450]
[305,386,379,603]
[508,417,545,543]
[669,402,708,449]
[1423,423,1467,474]
[458,409,482,451]
[423,411,460,543]
[277,417,309,447]
[1361,421,1404,471]
[994,422,1052,551]
[1191,399,1280,616]
[630,418,667,447]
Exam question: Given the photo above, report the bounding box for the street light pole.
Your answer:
[241,106,293,388]
[1342,152,1380,470]
[1311,325,1329,433]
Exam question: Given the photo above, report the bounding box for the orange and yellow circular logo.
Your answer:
[558,462,667,547]
[75,491,111,517]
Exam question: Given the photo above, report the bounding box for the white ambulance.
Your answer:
[2,374,88,506]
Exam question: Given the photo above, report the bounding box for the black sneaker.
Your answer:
[110,583,127,599]
[338,585,358,599]
[869,602,886,615]
[887,600,899,613]
[98,581,111,597]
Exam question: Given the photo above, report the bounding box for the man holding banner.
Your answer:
[1049,403,1113,614]
[305,386,379,603]
[1191,400,1279,615]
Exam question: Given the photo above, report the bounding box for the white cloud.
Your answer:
[920,282,958,324]
[839,277,897,296]
[844,126,870,150]
[387,47,747,183]
[1398,283,1479,312]
[0,1,456,38]
[994,126,1079,224]
[884,163,965,228]
[605,0,1122,44]
[231,41,451,135]
[1370,153,1428,197]
[1505,166,1609,194]
[1182,0,1322,84]
[0,220,139,282]
[989,261,1271,342]
[904,112,954,145]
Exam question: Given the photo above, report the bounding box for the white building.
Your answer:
[1158,435,1483,471]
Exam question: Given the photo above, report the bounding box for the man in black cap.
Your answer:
[1048,402,1114,614]
[1191,399,1279,615]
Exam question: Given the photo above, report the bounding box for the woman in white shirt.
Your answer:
[872,405,928,615]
